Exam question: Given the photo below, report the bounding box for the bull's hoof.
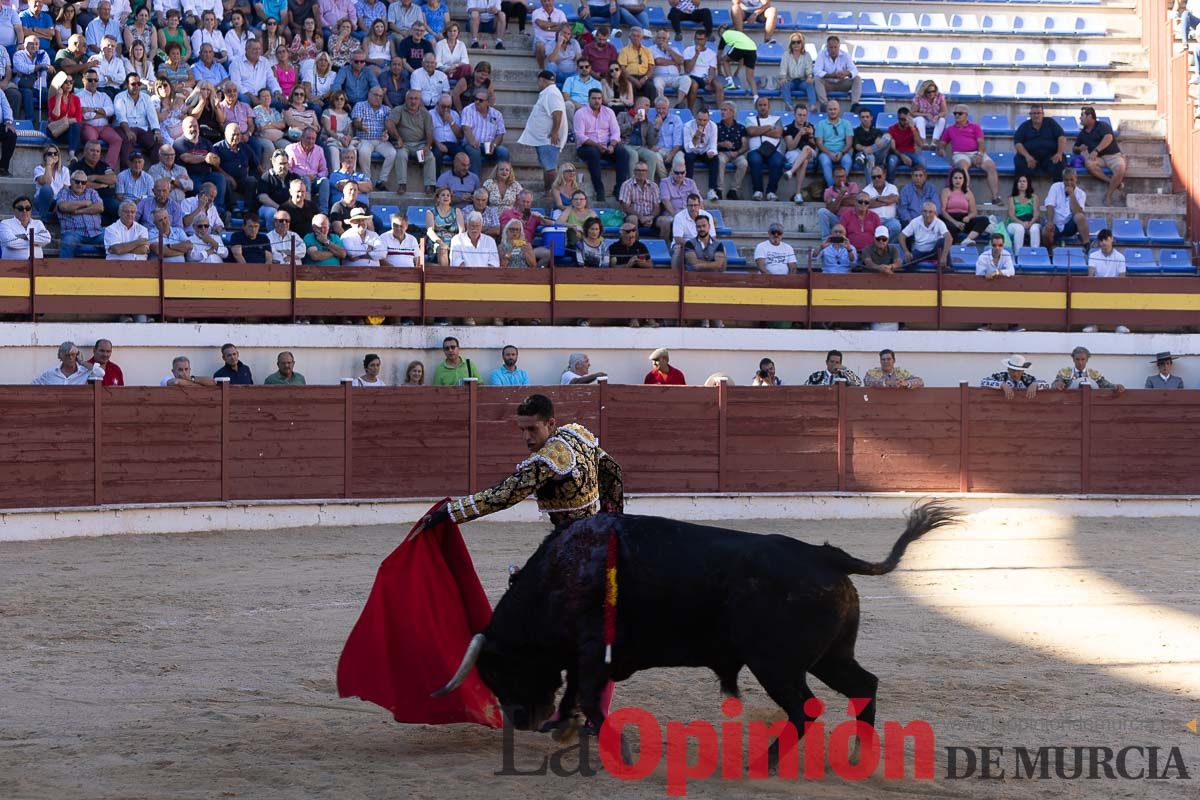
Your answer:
[549,715,581,744]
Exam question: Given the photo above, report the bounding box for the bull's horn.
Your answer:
[431,633,486,698]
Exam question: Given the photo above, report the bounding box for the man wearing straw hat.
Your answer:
[981,354,1048,400]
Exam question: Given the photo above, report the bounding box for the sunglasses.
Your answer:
[195,223,209,228]
[275,218,290,223]
[45,149,58,155]
[71,178,85,184]
[84,77,97,82]
[14,204,30,211]
[672,170,685,175]
[953,111,966,116]
[856,200,870,205]
[620,227,635,233]
[875,236,888,241]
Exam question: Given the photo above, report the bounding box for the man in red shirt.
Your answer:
[885,106,924,182]
[838,193,882,256]
[644,347,687,385]
[87,338,124,386]
[581,25,619,74]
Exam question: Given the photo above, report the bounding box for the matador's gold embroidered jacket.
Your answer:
[447,423,624,527]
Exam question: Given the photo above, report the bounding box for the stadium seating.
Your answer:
[1147,219,1186,245]
[1112,218,1150,245]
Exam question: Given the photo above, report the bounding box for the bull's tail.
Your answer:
[826,500,960,576]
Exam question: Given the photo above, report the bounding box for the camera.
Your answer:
[756,369,769,380]
[829,235,845,244]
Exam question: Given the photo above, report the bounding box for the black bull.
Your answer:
[435,501,959,751]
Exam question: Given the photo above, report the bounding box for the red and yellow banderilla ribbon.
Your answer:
[604,528,617,664]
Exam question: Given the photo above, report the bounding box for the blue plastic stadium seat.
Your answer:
[881,78,911,99]
[757,40,783,63]
[1086,216,1106,234]
[12,119,48,146]
[875,111,896,130]
[888,12,921,31]
[991,151,1015,175]
[372,204,400,231]
[709,8,731,26]
[406,206,432,228]
[555,3,578,22]
[858,11,885,29]
[1017,246,1052,269]
[645,238,671,265]
[950,244,979,269]
[647,6,667,26]
[792,11,822,29]
[1124,248,1158,267]
[707,208,733,237]
[773,11,796,30]
[919,13,950,32]
[1053,115,1081,136]
[1147,218,1185,245]
[721,241,746,266]
[859,78,879,98]
[1052,247,1087,270]
[824,11,856,30]
[1111,218,1149,245]
[980,114,1012,136]
[1158,249,1194,273]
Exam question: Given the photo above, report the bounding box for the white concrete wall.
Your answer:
[4,323,1194,389]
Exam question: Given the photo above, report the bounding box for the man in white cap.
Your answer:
[1145,352,1183,389]
[1052,346,1124,393]
[861,225,901,274]
[644,347,686,385]
[981,354,1047,399]
[753,222,796,274]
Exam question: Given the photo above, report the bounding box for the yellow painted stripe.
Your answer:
[425,282,551,302]
[165,279,292,300]
[296,280,421,301]
[37,276,160,297]
[942,290,1067,310]
[557,283,678,303]
[0,277,30,297]
[684,286,807,306]
[812,288,937,308]
[1071,292,1200,312]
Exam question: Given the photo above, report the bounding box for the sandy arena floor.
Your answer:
[2,509,1200,799]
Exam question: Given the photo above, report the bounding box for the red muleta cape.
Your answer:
[337,500,502,727]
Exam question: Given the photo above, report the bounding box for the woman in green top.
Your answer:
[499,218,535,268]
[555,189,596,247]
[425,187,464,266]
[718,26,759,96]
[1006,174,1041,251]
[158,10,190,62]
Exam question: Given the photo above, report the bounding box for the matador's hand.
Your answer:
[419,504,450,532]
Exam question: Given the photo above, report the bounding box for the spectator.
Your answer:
[46,71,81,159]
[615,0,650,30]
[410,51,449,108]
[518,70,567,194]
[12,35,51,122]
[156,42,192,93]
[746,95,784,201]
[461,88,510,178]
[684,105,722,201]
[667,0,712,38]
[1006,175,1042,251]
[56,170,105,257]
[885,106,924,183]
[431,91,465,163]
[649,28,689,103]
[327,18,364,72]
[186,216,228,262]
[939,104,1001,204]
[149,144,192,204]
[285,127,329,204]
[617,26,654,101]
[1075,105,1126,205]
[571,216,607,270]
[467,0,507,51]
[499,217,537,268]
[173,115,227,210]
[333,50,380,108]
[264,351,306,385]
[1040,168,1090,254]
[975,232,1015,280]
[1013,104,1067,187]
[752,222,796,274]
[330,182,371,234]
[560,351,606,384]
[71,138,118,221]
[684,213,725,279]
[839,192,881,255]
[232,40,280,104]
[377,55,408,108]
[33,145,70,222]
[116,151,153,206]
[351,354,387,387]
[436,151,482,205]
[352,86,396,189]
[562,58,602,125]
[388,0,425,44]
[192,43,229,86]
[782,103,816,203]
[181,181,224,235]
[681,29,723,111]
[213,124,260,213]
[266,209,306,263]
[498,189,551,264]
[602,61,635,117]
[982,354,1045,399]
[433,336,481,385]
[329,149,374,198]
[230,216,271,263]
[488,344,529,385]
[77,68,122,169]
[581,25,618,76]
[851,107,890,177]
[717,26,757,96]
[814,222,856,273]
[861,226,901,275]
[901,201,952,270]
[303,213,347,265]
[191,12,226,66]
[898,164,939,227]
[644,347,686,385]
[403,360,426,386]
[618,97,661,179]
[54,33,91,82]
[940,167,989,245]
[752,357,782,386]
[32,341,106,385]
[426,186,463,265]
[161,356,218,387]
[864,349,924,389]
[804,349,861,386]
[1083,228,1130,334]
[670,191,713,258]
[1053,346,1124,393]
[813,35,859,106]
[642,96,684,181]
[0,196,50,259]
[390,89,436,196]
[466,187,501,238]
[256,150,298,226]
[147,207,192,262]
[215,343,254,384]
[779,32,815,112]
[436,24,471,85]
[815,99,853,189]
[817,164,857,238]
[657,159,698,240]
[450,211,499,267]
[1146,352,1184,389]
[610,221,653,266]
[87,339,123,386]
[342,207,387,265]
[104,200,150,260]
[618,161,661,232]
[863,167,901,242]
[279,178,317,238]
[573,87,629,203]
[911,80,948,144]
[379,213,421,268]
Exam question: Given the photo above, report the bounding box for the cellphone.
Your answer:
[829,235,845,244]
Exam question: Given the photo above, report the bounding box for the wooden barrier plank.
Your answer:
[103,479,222,504]
[233,475,347,500]
[294,265,421,318]
[940,274,1069,327]
[555,268,681,320]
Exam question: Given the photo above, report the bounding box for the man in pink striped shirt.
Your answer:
[572,87,630,203]
[285,128,331,209]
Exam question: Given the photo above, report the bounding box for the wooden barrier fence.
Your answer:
[3,382,1195,511]
[4,257,1200,329]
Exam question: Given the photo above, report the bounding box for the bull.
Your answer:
[435,501,958,757]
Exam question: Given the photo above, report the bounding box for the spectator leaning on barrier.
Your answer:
[864,349,924,389]
[644,347,686,385]
[57,170,104,257]
[488,344,529,386]
[805,349,861,387]
[433,336,481,385]
[162,356,218,387]
[1146,352,1184,389]
[982,354,1046,400]
[976,232,1016,280]
[104,200,150,260]
[753,222,796,275]
[342,207,388,265]
[215,343,254,385]
[752,357,782,386]
[304,213,348,265]
[449,211,499,268]
[1052,346,1124,393]
[33,341,106,385]
[814,222,856,274]
[861,225,901,275]
[148,208,192,262]
[231,216,271,264]
[560,351,606,385]
[87,338,123,386]
[0,196,51,259]
[267,209,306,263]
[264,351,306,385]
[352,354,387,387]
[186,215,229,262]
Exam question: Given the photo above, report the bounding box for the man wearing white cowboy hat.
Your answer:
[981,354,1047,400]
[1145,351,1184,389]
[340,207,387,266]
